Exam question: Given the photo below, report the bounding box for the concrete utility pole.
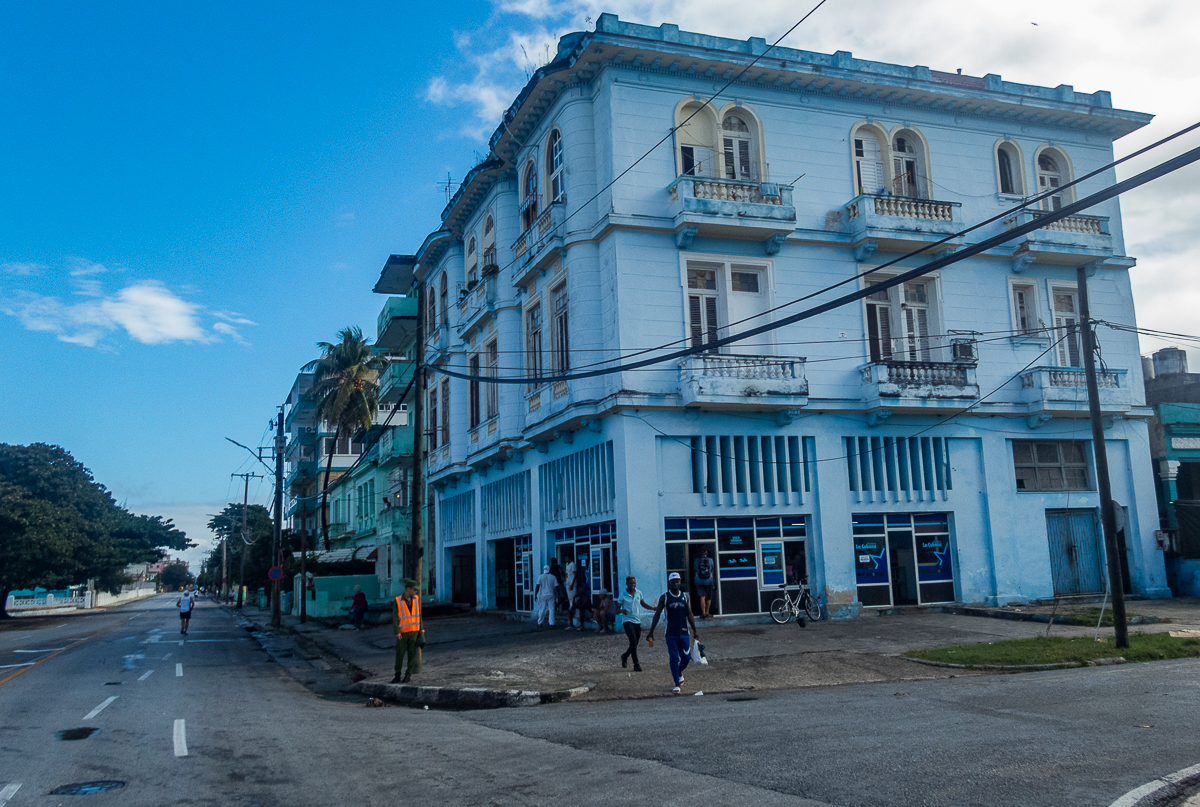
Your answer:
[299,494,309,623]
[232,471,264,609]
[410,283,425,590]
[271,407,284,627]
[221,537,228,602]
[1077,263,1129,648]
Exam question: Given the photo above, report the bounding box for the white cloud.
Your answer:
[212,321,250,345]
[68,256,112,277]
[100,282,209,344]
[1,261,45,276]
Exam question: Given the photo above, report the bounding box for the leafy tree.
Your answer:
[159,562,190,590]
[0,443,192,616]
[206,504,273,596]
[302,326,385,549]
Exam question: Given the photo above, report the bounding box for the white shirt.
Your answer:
[178,593,194,613]
[534,573,558,600]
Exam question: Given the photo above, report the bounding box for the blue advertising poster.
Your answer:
[719,552,757,580]
[854,537,888,586]
[760,542,785,586]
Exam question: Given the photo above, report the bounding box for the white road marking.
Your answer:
[175,663,183,677]
[162,653,172,660]
[182,639,246,643]
[138,669,154,681]
[83,695,118,720]
[178,640,184,646]
[0,663,35,669]
[173,719,188,757]
[0,781,22,805]
[1109,761,1200,806]
[13,648,66,653]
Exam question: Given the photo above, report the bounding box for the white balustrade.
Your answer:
[872,196,955,221]
[876,361,970,386]
[688,354,803,380]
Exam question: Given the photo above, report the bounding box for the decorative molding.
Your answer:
[1026,412,1053,430]
[853,241,878,262]
[675,225,699,249]
[866,409,892,428]
[775,408,803,426]
[764,233,787,255]
[1012,249,1036,274]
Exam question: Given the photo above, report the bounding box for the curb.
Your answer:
[352,679,595,709]
[903,655,1127,672]
[878,604,1162,626]
[1108,762,1200,807]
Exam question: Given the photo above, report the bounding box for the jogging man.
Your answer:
[647,572,699,695]
[177,586,195,635]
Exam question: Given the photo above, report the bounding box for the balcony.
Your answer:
[376,296,418,350]
[1004,210,1112,265]
[667,176,796,248]
[377,426,414,466]
[456,275,497,338]
[513,202,566,285]
[524,379,573,435]
[1018,366,1131,417]
[679,353,808,409]
[861,360,979,410]
[844,194,962,256]
[379,361,415,403]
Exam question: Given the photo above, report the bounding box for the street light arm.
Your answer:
[225,437,274,473]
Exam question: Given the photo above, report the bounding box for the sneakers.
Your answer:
[678,676,684,684]
[672,686,681,695]
[621,653,628,668]
[633,664,642,672]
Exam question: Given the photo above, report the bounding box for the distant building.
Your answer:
[398,15,1167,617]
[1143,347,1200,595]
[147,555,187,576]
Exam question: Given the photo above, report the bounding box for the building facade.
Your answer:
[409,15,1169,617]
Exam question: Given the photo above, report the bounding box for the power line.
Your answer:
[432,142,1200,386]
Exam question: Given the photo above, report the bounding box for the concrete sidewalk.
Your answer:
[237,596,1200,705]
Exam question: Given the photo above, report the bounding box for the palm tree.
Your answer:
[302,326,386,550]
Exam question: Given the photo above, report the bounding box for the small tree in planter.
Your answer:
[481,263,500,279]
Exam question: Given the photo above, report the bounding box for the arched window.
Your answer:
[426,281,437,330]
[676,99,717,177]
[853,127,887,195]
[521,161,539,231]
[546,131,564,203]
[438,273,448,323]
[466,236,478,284]
[1037,150,1068,211]
[722,114,756,181]
[891,130,929,199]
[482,214,496,268]
[996,144,1019,195]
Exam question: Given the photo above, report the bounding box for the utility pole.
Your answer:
[221,536,228,602]
[232,471,264,609]
[410,283,425,590]
[271,407,284,627]
[299,493,309,623]
[1077,263,1128,648]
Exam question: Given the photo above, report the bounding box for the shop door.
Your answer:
[853,513,955,606]
[717,518,758,614]
[450,545,476,606]
[1046,509,1105,595]
[494,538,516,610]
[517,547,533,612]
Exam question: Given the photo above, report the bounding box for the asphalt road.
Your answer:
[1,595,1197,806]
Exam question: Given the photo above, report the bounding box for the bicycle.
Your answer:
[770,577,822,624]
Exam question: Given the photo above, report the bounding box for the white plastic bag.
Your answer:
[690,640,708,665]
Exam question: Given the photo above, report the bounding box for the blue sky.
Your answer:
[2,0,1198,570]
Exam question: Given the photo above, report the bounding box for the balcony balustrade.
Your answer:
[1018,366,1130,416]
[379,361,415,403]
[667,176,796,247]
[1004,209,1112,265]
[456,275,497,337]
[844,194,962,256]
[679,353,808,408]
[513,202,567,285]
[861,360,979,408]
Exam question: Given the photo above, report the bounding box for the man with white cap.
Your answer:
[533,564,559,627]
[647,572,700,694]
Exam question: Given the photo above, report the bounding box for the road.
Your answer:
[0,595,1197,806]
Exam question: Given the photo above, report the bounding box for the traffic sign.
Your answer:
[268,566,284,581]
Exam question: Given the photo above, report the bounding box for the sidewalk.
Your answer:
[237,596,1200,706]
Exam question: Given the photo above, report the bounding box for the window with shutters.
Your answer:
[683,257,771,356]
[1037,148,1071,211]
[862,273,940,363]
[550,282,569,374]
[521,160,539,231]
[1009,279,1042,335]
[468,354,481,428]
[996,141,1024,195]
[1013,440,1090,492]
[426,282,437,331]
[546,130,564,202]
[722,114,757,181]
[466,236,478,284]
[428,384,439,451]
[891,130,930,199]
[525,301,543,392]
[439,274,448,325]
[853,127,887,195]
[484,339,499,420]
[439,379,450,447]
[482,213,496,268]
[1050,285,1082,367]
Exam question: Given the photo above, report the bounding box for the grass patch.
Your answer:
[906,633,1200,667]
[1061,608,1146,628]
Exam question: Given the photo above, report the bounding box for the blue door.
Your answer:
[1046,509,1105,595]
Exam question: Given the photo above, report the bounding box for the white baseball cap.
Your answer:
[668,572,681,581]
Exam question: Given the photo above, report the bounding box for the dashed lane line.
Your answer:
[83,695,118,720]
[173,719,188,757]
[0,621,125,688]
[13,648,66,653]
[138,669,154,681]
[0,782,22,805]
[0,663,35,670]
[176,663,183,677]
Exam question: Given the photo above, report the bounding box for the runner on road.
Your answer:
[177,586,195,635]
[647,572,699,694]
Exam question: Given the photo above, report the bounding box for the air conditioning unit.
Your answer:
[951,340,976,362]
[305,427,315,434]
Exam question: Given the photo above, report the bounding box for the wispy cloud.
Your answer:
[2,258,258,348]
[1,261,45,276]
[334,211,356,228]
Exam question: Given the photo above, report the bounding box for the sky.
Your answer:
[2,0,1199,572]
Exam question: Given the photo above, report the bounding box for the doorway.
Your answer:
[449,545,476,606]
[493,537,515,610]
[1046,509,1105,595]
[853,513,955,607]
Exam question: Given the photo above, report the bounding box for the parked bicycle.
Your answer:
[770,577,822,624]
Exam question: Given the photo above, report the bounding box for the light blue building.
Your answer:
[406,15,1169,618]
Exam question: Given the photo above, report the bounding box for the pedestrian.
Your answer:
[533,565,558,627]
[390,578,423,684]
[177,586,195,635]
[615,575,656,672]
[349,585,368,629]
[592,587,615,633]
[566,563,590,630]
[692,548,715,619]
[647,572,700,694]
[549,557,566,612]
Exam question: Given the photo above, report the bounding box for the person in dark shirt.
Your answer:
[692,548,715,619]
[647,572,700,694]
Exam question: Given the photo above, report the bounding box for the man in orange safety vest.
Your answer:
[391,578,422,684]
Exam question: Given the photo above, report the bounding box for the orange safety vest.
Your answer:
[395,596,421,633]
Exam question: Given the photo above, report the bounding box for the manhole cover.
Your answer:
[56,727,100,741]
[104,681,122,686]
[50,781,125,794]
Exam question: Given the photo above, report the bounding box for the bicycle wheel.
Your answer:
[803,593,822,622]
[770,598,792,624]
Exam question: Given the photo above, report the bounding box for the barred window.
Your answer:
[1013,440,1089,492]
[484,339,499,420]
[525,302,543,392]
[550,282,569,374]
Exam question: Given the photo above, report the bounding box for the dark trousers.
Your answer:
[665,633,691,685]
[395,631,421,678]
[622,622,642,666]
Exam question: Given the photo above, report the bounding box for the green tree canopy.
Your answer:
[159,562,191,590]
[202,503,274,593]
[0,443,193,614]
